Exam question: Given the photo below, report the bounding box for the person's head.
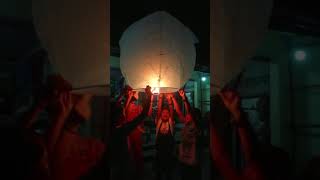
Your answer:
[130,91,139,102]
[123,85,133,96]
[161,107,170,122]
[71,93,93,122]
[123,85,138,101]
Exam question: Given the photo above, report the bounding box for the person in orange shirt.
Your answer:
[123,86,145,179]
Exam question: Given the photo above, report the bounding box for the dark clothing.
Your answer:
[179,162,201,180]
[110,111,147,180]
[109,129,131,180]
[80,151,110,180]
[178,123,202,180]
[155,123,176,180]
[50,130,105,180]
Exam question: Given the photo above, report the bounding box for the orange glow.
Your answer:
[152,87,160,94]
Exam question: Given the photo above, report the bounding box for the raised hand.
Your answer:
[122,85,133,96]
[166,93,173,104]
[56,92,73,120]
[128,90,134,98]
[218,91,241,121]
[178,89,186,100]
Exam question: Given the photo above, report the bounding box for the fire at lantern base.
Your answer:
[134,87,179,94]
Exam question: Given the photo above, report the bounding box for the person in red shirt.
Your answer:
[210,89,266,180]
[44,75,106,180]
[123,87,145,179]
[109,86,152,180]
[18,74,76,180]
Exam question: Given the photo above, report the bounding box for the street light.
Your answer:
[294,50,306,61]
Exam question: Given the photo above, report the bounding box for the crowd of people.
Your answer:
[3,74,320,180]
[111,85,202,180]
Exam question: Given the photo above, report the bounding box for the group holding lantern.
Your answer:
[12,74,301,180]
[112,84,202,180]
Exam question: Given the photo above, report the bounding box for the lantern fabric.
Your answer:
[32,0,110,96]
[120,11,198,93]
[210,0,273,94]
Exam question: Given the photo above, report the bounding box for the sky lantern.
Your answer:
[120,11,198,94]
[211,0,273,94]
[32,0,110,96]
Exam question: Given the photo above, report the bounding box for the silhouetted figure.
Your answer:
[210,90,265,180]
[109,86,152,180]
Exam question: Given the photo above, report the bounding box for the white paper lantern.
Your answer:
[211,0,273,94]
[32,0,110,96]
[120,11,198,93]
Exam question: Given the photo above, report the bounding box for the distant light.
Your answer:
[201,77,207,82]
[294,50,306,61]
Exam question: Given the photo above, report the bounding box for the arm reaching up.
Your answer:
[148,94,154,117]
[179,89,191,114]
[210,120,240,180]
[166,94,174,118]
[219,91,253,163]
[156,93,164,124]
[46,92,73,156]
[117,86,152,135]
[171,93,185,123]
[218,90,265,180]
[124,90,134,116]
